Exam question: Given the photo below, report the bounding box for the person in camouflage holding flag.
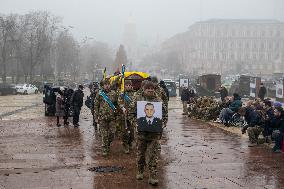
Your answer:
[94,79,119,157]
[118,80,136,154]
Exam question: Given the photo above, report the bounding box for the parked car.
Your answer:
[0,83,17,95]
[16,84,39,94]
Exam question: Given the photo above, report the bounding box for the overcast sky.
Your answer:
[1,0,283,46]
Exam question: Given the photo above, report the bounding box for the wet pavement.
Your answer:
[0,94,44,120]
[0,96,284,189]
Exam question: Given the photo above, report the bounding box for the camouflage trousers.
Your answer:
[247,126,264,143]
[100,120,116,153]
[136,133,160,177]
[117,118,135,148]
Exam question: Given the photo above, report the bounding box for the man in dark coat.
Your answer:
[181,86,190,115]
[258,83,266,101]
[218,86,228,102]
[270,107,284,152]
[71,85,84,127]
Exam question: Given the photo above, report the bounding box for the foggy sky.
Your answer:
[1,0,283,46]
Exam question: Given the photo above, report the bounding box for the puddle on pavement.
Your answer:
[88,166,125,173]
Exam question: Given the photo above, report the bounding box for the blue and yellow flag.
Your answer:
[103,67,107,80]
[121,64,125,93]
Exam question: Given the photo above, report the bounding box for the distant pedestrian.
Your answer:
[181,86,190,115]
[55,87,65,127]
[258,83,266,101]
[188,88,196,102]
[159,80,169,100]
[218,86,228,102]
[71,85,84,127]
[63,88,74,126]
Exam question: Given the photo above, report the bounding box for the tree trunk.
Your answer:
[16,59,20,84]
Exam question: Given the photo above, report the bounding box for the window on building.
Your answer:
[261,42,265,50]
[245,53,249,60]
[274,53,280,59]
[216,30,221,36]
[230,42,234,49]
[246,30,250,36]
[260,53,264,60]
[261,31,265,37]
[246,42,250,49]
[215,53,219,60]
[238,42,242,49]
[232,29,236,36]
[230,53,235,60]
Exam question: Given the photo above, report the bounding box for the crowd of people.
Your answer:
[54,76,169,186]
[181,85,284,153]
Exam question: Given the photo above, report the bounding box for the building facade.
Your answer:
[162,19,284,76]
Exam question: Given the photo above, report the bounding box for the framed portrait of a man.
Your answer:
[137,101,163,133]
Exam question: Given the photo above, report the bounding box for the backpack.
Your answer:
[85,95,94,109]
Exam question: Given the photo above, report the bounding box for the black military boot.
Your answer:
[102,148,109,157]
[136,166,144,180]
[123,144,130,154]
[148,172,159,186]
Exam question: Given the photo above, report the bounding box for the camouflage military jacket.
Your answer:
[118,90,135,113]
[156,86,168,107]
[94,89,118,121]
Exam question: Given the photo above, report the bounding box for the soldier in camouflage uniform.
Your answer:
[130,81,167,186]
[151,76,169,117]
[94,79,119,157]
[118,80,136,154]
[134,80,148,97]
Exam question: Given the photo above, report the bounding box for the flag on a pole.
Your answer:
[103,67,107,80]
[121,64,125,93]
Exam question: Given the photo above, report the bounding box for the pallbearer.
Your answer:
[130,81,167,186]
[94,79,118,157]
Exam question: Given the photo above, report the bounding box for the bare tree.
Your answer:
[0,14,17,83]
[19,11,59,82]
[55,30,80,81]
[80,41,113,78]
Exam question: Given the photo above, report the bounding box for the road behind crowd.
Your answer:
[0,94,284,189]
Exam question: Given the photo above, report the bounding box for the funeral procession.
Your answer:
[1,1,284,189]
